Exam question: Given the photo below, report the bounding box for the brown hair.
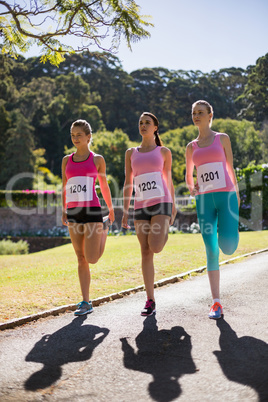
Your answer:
[71,119,92,136]
[70,119,92,144]
[192,100,214,127]
[141,112,163,146]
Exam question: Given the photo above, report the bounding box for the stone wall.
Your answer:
[0,207,63,233]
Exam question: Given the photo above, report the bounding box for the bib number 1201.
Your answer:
[197,162,226,193]
[200,170,219,183]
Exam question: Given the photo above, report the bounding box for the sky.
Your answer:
[15,0,268,73]
[115,0,268,73]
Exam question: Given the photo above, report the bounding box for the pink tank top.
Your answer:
[191,133,235,194]
[65,152,101,208]
[131,146,173,209]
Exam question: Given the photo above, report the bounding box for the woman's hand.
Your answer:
[190,182,199,196]
[170,204,177,226]
[62,211,68,226]
[121,213,131,229]
[237,192,241,208]
[108,209,115,224]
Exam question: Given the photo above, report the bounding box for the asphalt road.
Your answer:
[0,252,268,402]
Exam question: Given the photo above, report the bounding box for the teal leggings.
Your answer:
[195,191,239,271]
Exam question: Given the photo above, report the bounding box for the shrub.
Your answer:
[0,239,29,255]
[0,190,60,208]
[236,163,268,230]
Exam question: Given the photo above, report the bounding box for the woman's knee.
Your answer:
[149,239,165,254]
[140,245,154,259]
[219,237,238,255]
[218,227,239,254]
[76,252,87,265]
[85,251,100,264]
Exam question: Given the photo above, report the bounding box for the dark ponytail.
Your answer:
[154,131,162,146]
[142,112,163,146]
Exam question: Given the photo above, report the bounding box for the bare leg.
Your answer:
[100,225,109,259]
[83,222,108,263]
[148,215,170,253]
[135,220,155,301]
[68,223,90,302]
[207,270,220,300]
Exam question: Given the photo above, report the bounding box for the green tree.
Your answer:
[162,125,198,185]
[0,0,152,66]
[91,128,130,189]
[0,110,35,189]
[17,76,56,121]
[14,71,105,174]
[237,54,268,126]
[0,54,21,110]
[207,68,247,119]
[0,100,11,161]
[211,119,262,168]
[44,72,104,173]
[76,52,138,139]
[260,122,268,162]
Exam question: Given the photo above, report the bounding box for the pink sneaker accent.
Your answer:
[141,299,156,316]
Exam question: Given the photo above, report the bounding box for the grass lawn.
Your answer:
[0,231,267,322]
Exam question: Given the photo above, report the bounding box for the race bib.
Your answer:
[66,176,93,204]
[197,162,226,193]
[134,172,165,201]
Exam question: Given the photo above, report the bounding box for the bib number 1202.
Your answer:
[138,180,157,192]
[200,170,219,183]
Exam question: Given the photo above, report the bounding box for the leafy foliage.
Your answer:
[0,51,266,190]
[212,119,262,168]
[0,0,152,66]
[0,239,29,255]
[237,54,268,127]
[0,190,59,208]
[0,110,35,189]
[237,163,268,230]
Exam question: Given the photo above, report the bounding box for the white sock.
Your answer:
[213,298,221,304]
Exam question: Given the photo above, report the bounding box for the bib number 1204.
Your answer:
[70,184,87,193]
[66,176,93,203]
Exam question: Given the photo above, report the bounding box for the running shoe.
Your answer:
[141,299,156,316]
[74,301,93,316]
[208,302,223,320]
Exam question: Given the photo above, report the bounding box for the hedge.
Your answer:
[0,190,61,208]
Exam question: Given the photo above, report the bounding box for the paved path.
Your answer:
[0,252,268,401]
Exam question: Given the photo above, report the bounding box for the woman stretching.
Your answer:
[185,100,240,319]
[122,112,176,316]
[62,119,114,316]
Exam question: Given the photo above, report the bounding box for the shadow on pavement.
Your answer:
[24,315,109,391]
[120,315,196,402]
[214,318,268,401]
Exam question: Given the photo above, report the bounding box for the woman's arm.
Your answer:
[220,134,240,206]
[122,148,134,228]
[185,143,197,196]
[95,155,115,223]
[161,147,176,224]
[61,156,69,226]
